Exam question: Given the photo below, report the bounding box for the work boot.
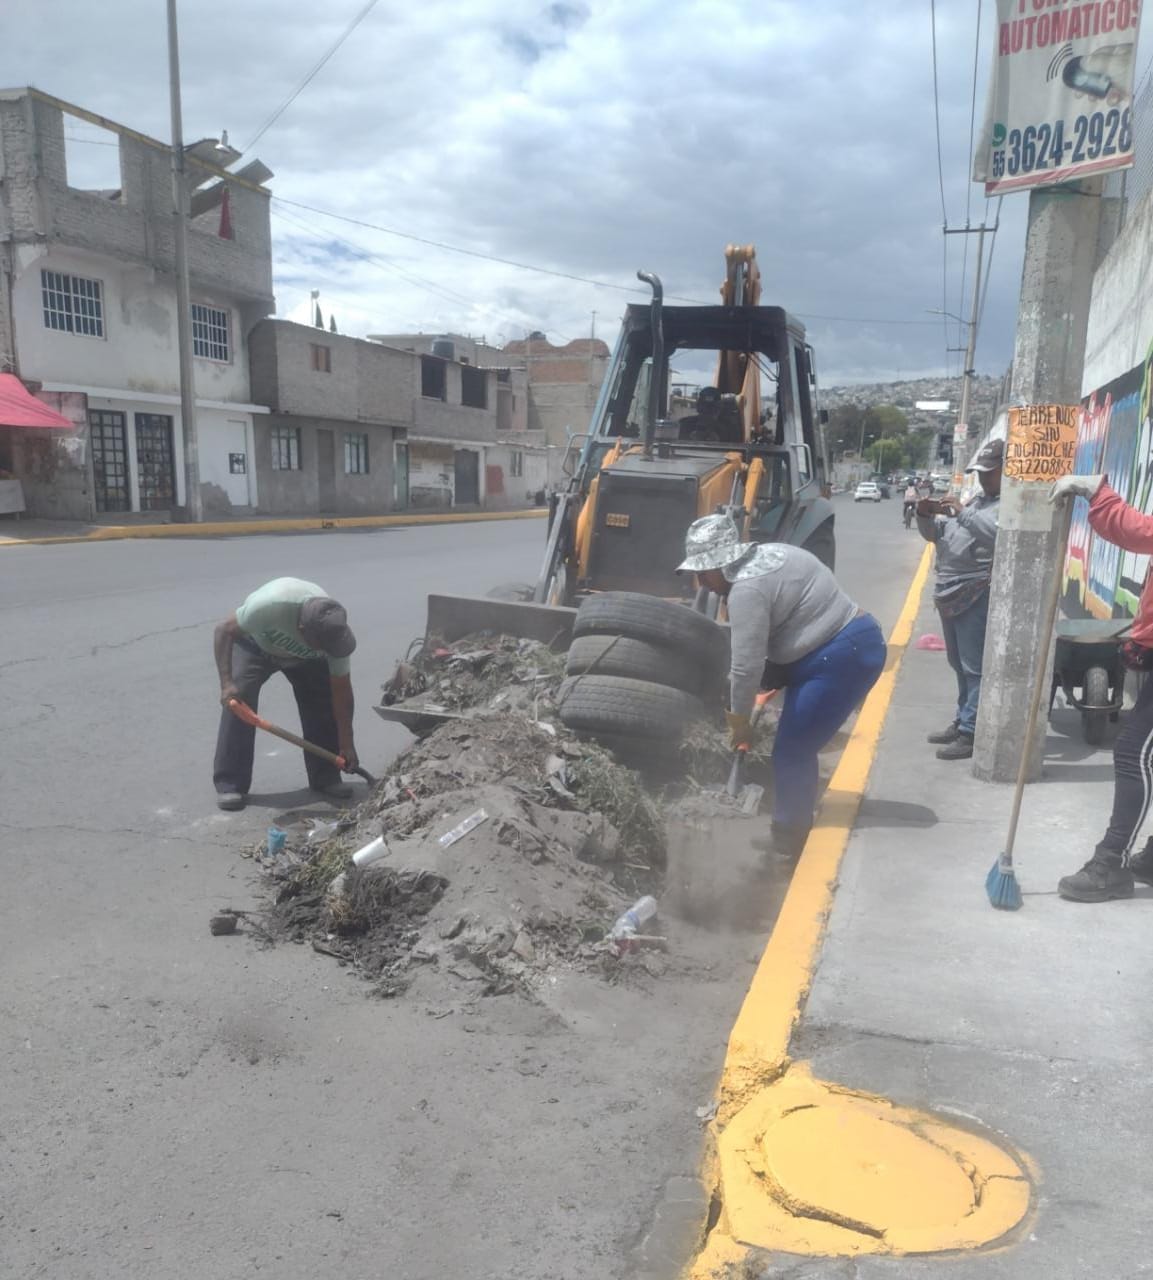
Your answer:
[216,791,246,811]
[753,822,812,861]
[315,780,353,800]
[927,721,961,745]
[1127,841,1153,887]
[1058,851,1135,903]
[935,732,974,760]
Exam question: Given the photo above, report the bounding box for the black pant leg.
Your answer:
[284,660,341,788]
[212,641,277,795]
[1101,674,1153,859]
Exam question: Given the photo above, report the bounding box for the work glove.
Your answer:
[725,711,754,752]
[1050,474,1104,504]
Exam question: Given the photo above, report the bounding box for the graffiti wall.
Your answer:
[1063,339,1153,619]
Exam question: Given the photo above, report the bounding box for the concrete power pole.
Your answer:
[952,224,986,487]
[167,0,202,523]
[973,181,1104,783]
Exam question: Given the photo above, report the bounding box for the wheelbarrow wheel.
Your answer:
[1084,666,1110,745]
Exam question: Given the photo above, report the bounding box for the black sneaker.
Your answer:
[1058,855,1135,903]
[1128,843,1153,887]
[927,722,961,745]
[936,733,974,760]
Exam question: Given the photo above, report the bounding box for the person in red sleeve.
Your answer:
[1051,473,1153,901]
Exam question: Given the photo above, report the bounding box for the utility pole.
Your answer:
[167,0,202,522]
[952,223,986,486]
[973,181,1104,783]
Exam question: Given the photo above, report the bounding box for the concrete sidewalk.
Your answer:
[740,581,1153,1275]
[0,505,545,546]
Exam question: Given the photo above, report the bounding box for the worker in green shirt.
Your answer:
[213,577,359,810]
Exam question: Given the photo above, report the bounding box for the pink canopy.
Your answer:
[0,374,73,429]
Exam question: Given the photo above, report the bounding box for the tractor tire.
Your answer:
[557,674,706,741]
[565,634,716,696]
[803,520,836,571]
[572,592,725,668]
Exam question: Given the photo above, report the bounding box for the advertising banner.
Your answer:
[974,0,1140,195]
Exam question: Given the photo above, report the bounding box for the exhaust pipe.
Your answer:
[637,270,664,459]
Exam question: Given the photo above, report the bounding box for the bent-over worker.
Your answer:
[213,577,359,811]
[1051,474,1153,902]
[678,515,887,858]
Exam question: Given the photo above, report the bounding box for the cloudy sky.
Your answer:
[3,0,1070,385]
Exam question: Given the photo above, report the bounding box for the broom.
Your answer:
[985,504,1072,910]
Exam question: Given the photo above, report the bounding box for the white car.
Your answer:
[854,481,882,502]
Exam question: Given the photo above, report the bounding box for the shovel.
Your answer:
[725,690,776,814]
[227,699,377,786]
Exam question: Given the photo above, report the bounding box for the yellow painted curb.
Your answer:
[686,543,1034,1273]
[0,506,547,548]
[717,542,935,1116]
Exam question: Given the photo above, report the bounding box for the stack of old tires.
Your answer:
[557,592,726,757]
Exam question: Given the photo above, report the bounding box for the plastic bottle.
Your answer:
[609,895,658,950]
[351,834,388,869]
[267,826,287,857]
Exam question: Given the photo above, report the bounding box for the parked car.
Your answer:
[854,481,883,503]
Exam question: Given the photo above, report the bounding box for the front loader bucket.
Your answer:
[425,594,577,651]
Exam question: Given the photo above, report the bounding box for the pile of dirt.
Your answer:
[240,632,788,999]
[260,636,675,998]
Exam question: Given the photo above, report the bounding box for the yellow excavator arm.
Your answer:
[715,244,763,444]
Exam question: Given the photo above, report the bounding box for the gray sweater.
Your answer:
[727,544,858,717]
[916,494,999,596]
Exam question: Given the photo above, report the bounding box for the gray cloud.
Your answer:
[4,0,1029,383]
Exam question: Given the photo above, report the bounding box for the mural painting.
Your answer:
[1063,341,1153,620]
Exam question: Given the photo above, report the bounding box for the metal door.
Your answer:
[394,439,409,509]
[134,413,176,511]
[223,419,251,506]
[453,448,479,505]
[317,429,336,511]
[89,410,130,513]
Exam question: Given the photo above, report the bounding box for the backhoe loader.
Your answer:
[425,246,836,647]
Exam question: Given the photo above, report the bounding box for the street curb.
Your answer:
[718,543,935,1101]
[0,506,548,548]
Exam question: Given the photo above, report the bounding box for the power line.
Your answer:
[929,0,949,227]
[956,0,985,361]
[271,204,576,344]
[242,0,383,154]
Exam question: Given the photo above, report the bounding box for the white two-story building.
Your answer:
[0,88,275,519]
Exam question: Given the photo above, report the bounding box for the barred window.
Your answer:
[344,432,369,475]
[41,270,104,337]
[270,425,301,471]
[510,450,524,478]
[191,304,230,361]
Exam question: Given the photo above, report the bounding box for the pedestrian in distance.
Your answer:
[1050,473,1153,902]
[916,438,1003,760]
[678,514,887,859]
[213,577,360,811]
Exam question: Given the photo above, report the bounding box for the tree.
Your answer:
[862,404,909,439]
[867,438,907,474]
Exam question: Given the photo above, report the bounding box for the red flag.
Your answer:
[218,187,234,240]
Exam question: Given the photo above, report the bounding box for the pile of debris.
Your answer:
[255,636,683,998]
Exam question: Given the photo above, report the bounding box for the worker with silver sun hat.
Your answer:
[679,514,887,857]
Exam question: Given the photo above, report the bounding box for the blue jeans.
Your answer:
[938,589,989,736]
[772,614,888,830]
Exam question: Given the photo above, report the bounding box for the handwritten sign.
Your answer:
[1005,405,1078,481]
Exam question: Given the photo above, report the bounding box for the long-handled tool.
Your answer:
[725,690,777,812]
[986,506,1072,910]
[227,699,377,786]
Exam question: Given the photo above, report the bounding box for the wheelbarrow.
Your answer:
[1049,618,1130,745]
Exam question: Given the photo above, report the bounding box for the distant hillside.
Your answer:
[822,375,1003,433]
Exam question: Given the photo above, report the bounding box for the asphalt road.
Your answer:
[0,497,923,1280]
